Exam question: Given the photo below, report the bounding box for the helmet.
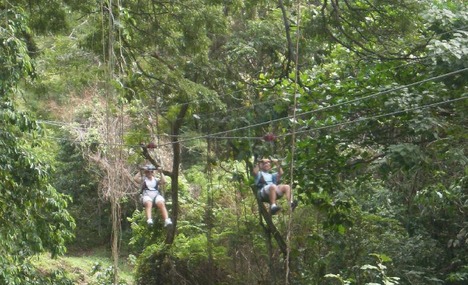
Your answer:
[143,164,157,171]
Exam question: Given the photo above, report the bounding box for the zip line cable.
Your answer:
[282,96,467,138]
[35,96,466,148]
[38,67,467,145]
[149,23,468,115]
[37,90,466,148]
[37,45,467,136]
[154,67,468,144]
[147,22,468,119]
[39,66,468,142]
[201,96,467,140]
[31,22,467,135]
[157,47,465,121]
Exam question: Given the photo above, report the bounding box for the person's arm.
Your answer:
[253,162,260,176]
[133,171,142,184]
[273,159,283,182]
[158,167,166,185]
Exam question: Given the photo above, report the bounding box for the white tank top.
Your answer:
[144,177,158,190]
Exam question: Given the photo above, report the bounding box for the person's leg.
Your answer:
[278,184,291,202]
[155,200,169,220]
[268,184,277,204]
[278,184,297,210]
[155,195,172,226]
[268,184,281,214]
[144,200,154,224]
[143,191,158,225]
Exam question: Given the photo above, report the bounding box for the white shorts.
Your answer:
[258,184,283,202]
[141,190,165,205]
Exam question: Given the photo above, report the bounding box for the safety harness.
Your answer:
[141,179,159,194]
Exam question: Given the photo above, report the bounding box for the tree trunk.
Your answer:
[252,185,288,256]
[165,104,189,244]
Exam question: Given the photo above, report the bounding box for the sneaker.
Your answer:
[291,201,298,212]
[270,205,281,215]
[164,218,173,227]
[147,219,154,226]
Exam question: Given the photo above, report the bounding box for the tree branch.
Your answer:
[251,185,288,256]
[278,0,293,78]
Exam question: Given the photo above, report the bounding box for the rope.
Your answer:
[206,138,215,284]
[285,0,301,282]
[104,0,118,282]
[101,0,126,282]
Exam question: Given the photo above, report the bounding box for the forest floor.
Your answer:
[32,246,134,284]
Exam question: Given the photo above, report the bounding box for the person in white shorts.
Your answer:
[136,164,172,227]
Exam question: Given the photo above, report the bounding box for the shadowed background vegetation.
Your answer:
[1,0,467,284]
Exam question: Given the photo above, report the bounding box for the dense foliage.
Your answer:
[0,6,75,285]
[2,0,467,284]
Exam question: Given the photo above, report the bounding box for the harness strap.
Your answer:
[256,173,266,188]
[141,180,159,193]
[256,171,275,188]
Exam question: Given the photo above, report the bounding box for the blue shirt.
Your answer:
[255,171,278,188]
